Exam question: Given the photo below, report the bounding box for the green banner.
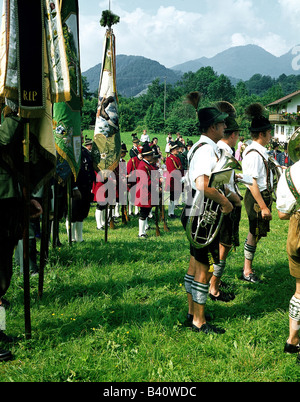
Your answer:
[92,29,121,175]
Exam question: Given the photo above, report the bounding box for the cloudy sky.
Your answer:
[1,0,300,72]
[78,0,300,72]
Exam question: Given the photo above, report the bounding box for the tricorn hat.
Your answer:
[198,107,228,129]
[121,143,128,153]
[141,142,154,156]
[84,137,93,146]
[169,141,179,151]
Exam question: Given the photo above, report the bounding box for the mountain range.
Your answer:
[82,44,300,98]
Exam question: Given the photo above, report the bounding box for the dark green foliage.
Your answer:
[100,10,120,28]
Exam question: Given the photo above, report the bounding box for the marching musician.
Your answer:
[184,106,233,334]
[127,145,142,216]
[165,141,183,218]
[276,140,300,365]
[129,136,140,158]
[135,143,159,239]
[209,102,242,302]
[113,143,128,219]
[242,103,274,283]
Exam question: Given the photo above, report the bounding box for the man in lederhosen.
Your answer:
[209,103,242,302]
[242,103,273,283]
[184,107,233,334]
[277,155,300,365]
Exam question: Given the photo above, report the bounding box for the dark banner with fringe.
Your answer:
[16,0,45,117]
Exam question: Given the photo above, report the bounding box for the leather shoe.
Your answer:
[241,271,261,283]
[0,330,15,343]
[0,348,12,362]
[192,323,225,334]
[284,342,300,354]
[209,290,235,302]
[186,313,212,325]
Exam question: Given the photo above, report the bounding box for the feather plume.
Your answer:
[185,92,202,111]
[215,101,236,118]
[245,103,265,119]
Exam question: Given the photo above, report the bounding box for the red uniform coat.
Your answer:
[127,156,140,190]
[135,159,159,208]
[165,153,183,192]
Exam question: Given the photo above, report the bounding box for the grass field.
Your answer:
[1,130,300,382]
[1,187,300,383]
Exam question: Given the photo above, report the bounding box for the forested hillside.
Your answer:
[82,65,300,137]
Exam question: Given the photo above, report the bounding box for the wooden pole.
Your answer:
[23,121,31,339]
[67,177,72,246]
[52,180,59,248]
[38,180,50,300]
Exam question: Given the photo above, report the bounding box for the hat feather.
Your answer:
[186,92,202,110]
[215,101,236,118]
[245,103,265,119]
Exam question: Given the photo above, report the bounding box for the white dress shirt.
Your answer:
[188,135,221,191]
[242,141,273,192]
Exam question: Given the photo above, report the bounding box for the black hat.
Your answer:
[132,136,140,144]
[224,116,240,132]
[215,101,240,133]
[121,143,128,153]
[245,103,272,133]
[169,141,179,151]
[84,137,93,146]
[176,141,185,148]
[142,142,154,156]
[198,107,228,129]
[187,140,194,147]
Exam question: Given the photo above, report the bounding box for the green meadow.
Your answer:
[1,131,299,382]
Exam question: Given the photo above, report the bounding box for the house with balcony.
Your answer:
[266,89,300,144]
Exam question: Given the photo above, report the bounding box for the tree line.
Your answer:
[81,67,300,138]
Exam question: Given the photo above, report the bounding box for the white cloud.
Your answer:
[79,1,296,71]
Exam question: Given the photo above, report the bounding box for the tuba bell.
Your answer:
[288,127,300,163]
[185,150,242,249]
[268,155,283,201]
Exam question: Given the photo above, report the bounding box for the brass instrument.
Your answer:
[268,156,283,201]
[287,128,300,212]
[288,127,300,163]
[240,140,252,158]
[185,150,242,249]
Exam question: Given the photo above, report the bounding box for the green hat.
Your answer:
[198,107,228,129]
[224,116,240,133]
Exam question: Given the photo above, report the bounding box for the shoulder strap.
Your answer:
[286,167,300,201]
[188,142,207,167]
[246,149,271,192]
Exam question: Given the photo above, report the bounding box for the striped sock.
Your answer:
[244,242,256,261]
[289,296,300,322]
[191,281,209,305]
[184,274,194,294]
[213,260,226,278]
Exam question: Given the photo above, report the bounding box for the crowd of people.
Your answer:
[0,101,299,367]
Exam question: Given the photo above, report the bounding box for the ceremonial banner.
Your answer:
[53,0,82,184]
[92,27,121,174]
[0,0,71,191]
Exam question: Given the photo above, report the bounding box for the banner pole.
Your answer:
[23,121,31,339]
[67,177,72,246]
[38,180,50,300]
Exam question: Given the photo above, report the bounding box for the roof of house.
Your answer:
[267,89,300,107]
